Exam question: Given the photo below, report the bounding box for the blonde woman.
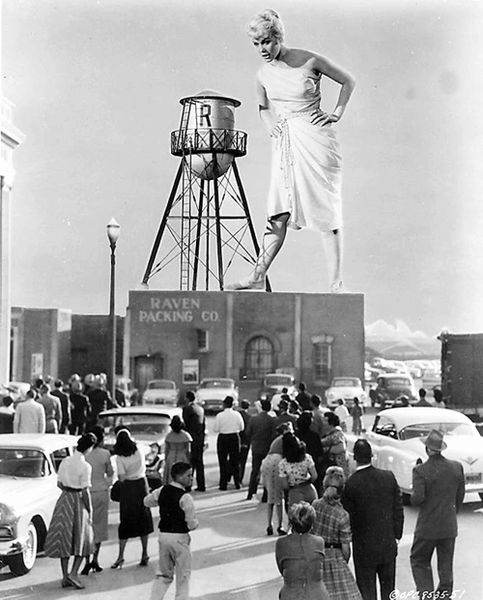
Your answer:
[228,9,355,292]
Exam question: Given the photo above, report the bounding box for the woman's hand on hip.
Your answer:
[270,121,284,139]
[311,111,340,127]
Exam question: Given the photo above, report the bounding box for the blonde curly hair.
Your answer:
[247,9,285,42]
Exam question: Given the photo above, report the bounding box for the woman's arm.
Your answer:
[311,53,355,126]
[308,462,317,483]
[81,488,92,515]
[341,542,351,562]
[256,79,281,137]
[116,455,126,482]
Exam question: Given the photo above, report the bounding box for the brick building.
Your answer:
[126,290,364,399]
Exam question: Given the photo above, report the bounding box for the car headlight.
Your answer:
[0,503,18,524]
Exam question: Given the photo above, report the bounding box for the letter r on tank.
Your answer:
[199,103,212,127]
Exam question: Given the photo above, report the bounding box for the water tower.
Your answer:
[141,90,271,291]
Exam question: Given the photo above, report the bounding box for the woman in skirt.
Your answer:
[111,428,153,568]
[44,432,97,589]
[311,467,362,600]
[260,422,293,536]
[81,425,114,574]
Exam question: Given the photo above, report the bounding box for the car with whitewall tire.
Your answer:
[347,407,483,504]
[0,434,78,575]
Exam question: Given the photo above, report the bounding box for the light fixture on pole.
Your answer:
[106,218,121,403]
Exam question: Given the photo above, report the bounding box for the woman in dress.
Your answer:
[320,411,349,477]
[311,467,363,600]
[163,415,193,485]
[81,425,114,574]
[228,9,355,292]
[44,432,97,589]
[278,432,318,507]
[275,501,330,600]
[111,428,153,568]
[261,422,293,536]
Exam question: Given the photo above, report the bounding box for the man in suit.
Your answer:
[410,429,465,599]
[182,391,207,492]
[246,399,276,500]
[343,439,404,600]
[51,379,71,433]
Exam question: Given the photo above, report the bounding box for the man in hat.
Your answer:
[343,438,404,600]
[410,429,465,599]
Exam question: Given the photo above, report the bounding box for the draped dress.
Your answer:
[257,63,343,233]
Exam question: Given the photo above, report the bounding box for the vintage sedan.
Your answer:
[371,373,418,408]
[142,379,179,406]
[359,407,483,503]
[0,433,78,575]
[258,373,296,403]
[98,406,181,486]
[325,376,369,408]
[196,378,239,414]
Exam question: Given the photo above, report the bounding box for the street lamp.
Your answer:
[106,218,121,403]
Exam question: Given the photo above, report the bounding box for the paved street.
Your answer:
[1,410,483,599]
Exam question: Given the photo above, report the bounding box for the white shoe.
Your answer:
[225,277,265,291]
[330,280,344,294]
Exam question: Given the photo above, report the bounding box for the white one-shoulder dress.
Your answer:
[258,63,343,233]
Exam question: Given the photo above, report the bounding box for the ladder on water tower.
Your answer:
[179,100,194,290]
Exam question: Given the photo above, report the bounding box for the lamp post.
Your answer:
[106,218,121,403]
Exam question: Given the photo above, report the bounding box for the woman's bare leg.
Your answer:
[322,228,343,292]
[227,214,289,290]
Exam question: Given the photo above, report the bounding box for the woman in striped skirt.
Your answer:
[44,433,97,589]
[311,466,362,600]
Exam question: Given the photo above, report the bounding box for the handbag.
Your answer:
[110,480,121,502]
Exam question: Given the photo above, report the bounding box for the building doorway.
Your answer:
[244,336,274,380]
[134,354,164,392]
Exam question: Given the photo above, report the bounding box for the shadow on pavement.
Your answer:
[193,577,281,599]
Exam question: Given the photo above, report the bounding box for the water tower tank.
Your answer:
[171,90,247,180]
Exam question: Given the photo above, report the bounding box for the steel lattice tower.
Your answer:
[142,90,271,291]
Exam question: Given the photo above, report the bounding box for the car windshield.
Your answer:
[199,379,233,389]
[148,381,175,390]
[386,378,411,388]
[0,449,48,478]
[100,414,171,437]
[333,378,359,387]
[264,375,292,387]
[399,422,479,441]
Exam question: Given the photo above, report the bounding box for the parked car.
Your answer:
[196,378,239,414]
[258,373,296,402]
[349,407,483,503]
[142,379,179,406]
[98,406,181,486]
[325,376,369,408]
[371,373,417,408]
[115,375,139,406]
[0,433,78,575]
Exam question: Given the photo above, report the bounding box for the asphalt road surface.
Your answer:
[1,410,482,600]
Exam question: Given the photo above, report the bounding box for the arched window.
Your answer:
[244,336,274,380]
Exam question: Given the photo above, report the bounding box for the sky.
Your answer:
[2,0,483,337]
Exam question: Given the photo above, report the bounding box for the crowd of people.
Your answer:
[0,372,123,435]
[0,370,463,599]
